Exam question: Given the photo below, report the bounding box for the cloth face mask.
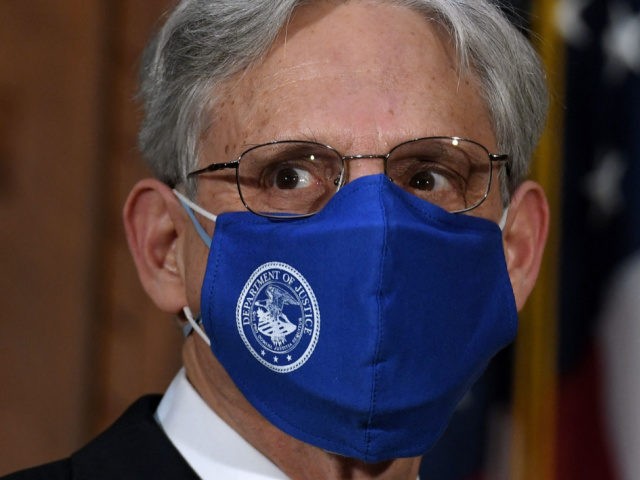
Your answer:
[175,174,517,463]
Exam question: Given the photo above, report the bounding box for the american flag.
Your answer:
[555,0,640,479]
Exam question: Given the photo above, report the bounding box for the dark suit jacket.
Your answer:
[3,396,200,479]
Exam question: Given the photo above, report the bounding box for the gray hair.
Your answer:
[138,0,548,200]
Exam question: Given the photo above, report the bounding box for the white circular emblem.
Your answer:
[236,262,320,373]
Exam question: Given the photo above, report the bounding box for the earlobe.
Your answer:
[502,180,550,311]
[123,178,188,313]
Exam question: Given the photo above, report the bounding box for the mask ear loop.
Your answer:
[173,189,216,248]
[182,306,211,346]
[172,189,215,346]
[498,206,510,231]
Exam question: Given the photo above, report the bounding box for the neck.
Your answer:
[182,336,422,480]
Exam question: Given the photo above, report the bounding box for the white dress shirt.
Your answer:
[155,368,289,480]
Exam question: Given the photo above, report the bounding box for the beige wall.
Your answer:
[0,1,182,474]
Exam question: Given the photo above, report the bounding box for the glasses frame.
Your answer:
[186,136,510,218]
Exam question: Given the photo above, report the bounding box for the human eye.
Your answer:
[389,155,468,210]
[257,144,338,191]
[408,167,457,192]
[241,142,342,216]
[271,165,313,190]
[400,159,466,195]
[261,151,323,190]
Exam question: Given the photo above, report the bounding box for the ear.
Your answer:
[123,178,188,313]
[502,180,550,311]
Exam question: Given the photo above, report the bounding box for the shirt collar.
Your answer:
[155,368,288,480]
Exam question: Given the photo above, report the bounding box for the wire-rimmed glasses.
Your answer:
[187,136,509,218]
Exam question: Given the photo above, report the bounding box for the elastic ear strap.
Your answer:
[173,189,214,248]
[498,206,510,231]
[182,306,211,346]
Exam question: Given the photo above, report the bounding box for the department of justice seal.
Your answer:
[236,262,320,373]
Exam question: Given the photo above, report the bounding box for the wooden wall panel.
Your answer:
[0,0,181,474]
[0,0,105,474]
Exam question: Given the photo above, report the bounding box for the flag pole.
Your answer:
[511,1,564,479]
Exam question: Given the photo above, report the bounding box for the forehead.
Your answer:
[207,0,495,156]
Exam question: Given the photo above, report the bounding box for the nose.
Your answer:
[342,154,386,183]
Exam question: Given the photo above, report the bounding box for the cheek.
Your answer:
[209,186,245,215]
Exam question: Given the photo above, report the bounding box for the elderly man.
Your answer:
[5,0,549,479]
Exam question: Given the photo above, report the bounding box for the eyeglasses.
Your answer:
[187,137,509,218]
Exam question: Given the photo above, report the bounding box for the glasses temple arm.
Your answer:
[187,161,239,178]
[489,153,511,177]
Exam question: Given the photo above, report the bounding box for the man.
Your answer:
[5,0,549,478]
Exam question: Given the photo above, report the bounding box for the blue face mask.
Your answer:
[175,174,517,463]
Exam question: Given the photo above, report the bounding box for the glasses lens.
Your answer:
[237,141,343,217]
[386,138,492,212]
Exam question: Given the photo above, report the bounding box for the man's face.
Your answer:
[181,0,502,310]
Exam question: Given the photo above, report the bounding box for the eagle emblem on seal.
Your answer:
[254,285,298,347]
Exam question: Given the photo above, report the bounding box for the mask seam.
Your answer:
[203,220,225,350]
[364,178,387,456]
